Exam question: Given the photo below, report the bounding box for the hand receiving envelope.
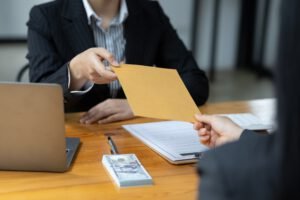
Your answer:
[113,64,200,122]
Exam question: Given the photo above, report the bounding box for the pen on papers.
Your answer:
[107,136,119,154]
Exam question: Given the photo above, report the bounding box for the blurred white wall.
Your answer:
[264,0,280,69]
[159,0,280,70]
[160,0,241,70]
[253,0,280,69]
[159,0,193,50]
[0,0,49,38]
[196,0,241,70]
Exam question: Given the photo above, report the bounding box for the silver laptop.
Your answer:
[0,82,80,172]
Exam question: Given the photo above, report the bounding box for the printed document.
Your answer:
[123,121,208,164]
[123,114,272,164]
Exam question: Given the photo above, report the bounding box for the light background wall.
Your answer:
[262,0,281,68]
[0,0,49,38]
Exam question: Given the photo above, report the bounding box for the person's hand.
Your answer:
[194,114,244,148]
[69,47,119,90]
[80,99,134,124]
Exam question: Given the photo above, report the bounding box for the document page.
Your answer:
[123,121,208,164]
[123,113,273,164]
[219,113,273,131]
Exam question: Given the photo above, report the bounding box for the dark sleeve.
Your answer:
[240,129,270,141]
[26,6,89,109]
[198,129,274,200]
[27,6,69,92]
[197,152,227,200]
[154,3,209,106]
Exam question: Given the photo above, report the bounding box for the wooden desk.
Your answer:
[0,99,275,200]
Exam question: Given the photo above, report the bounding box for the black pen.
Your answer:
[107,136,119,154]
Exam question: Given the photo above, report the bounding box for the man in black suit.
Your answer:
[194,114,279,199]
[27,0,209,124]
[193,0,300,198]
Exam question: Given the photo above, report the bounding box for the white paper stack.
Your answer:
[218,113,274,131]
[122,114,273,164]
[123,121,208,164]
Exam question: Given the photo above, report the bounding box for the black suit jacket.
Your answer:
[197,130,280,200]
[27,0,209,112]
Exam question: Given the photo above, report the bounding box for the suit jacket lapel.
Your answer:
[124,0,146,64]
[61,0,95,55]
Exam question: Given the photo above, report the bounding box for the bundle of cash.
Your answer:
[102,154,153,187]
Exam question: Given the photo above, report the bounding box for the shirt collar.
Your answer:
[82,0,128,26]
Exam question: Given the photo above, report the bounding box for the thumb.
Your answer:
[93,48,119,66]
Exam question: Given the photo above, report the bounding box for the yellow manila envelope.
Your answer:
[113,64,200,122]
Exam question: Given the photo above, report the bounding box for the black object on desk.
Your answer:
[107,136,119,154]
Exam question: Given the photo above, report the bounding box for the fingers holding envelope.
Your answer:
[194,114,244,147]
